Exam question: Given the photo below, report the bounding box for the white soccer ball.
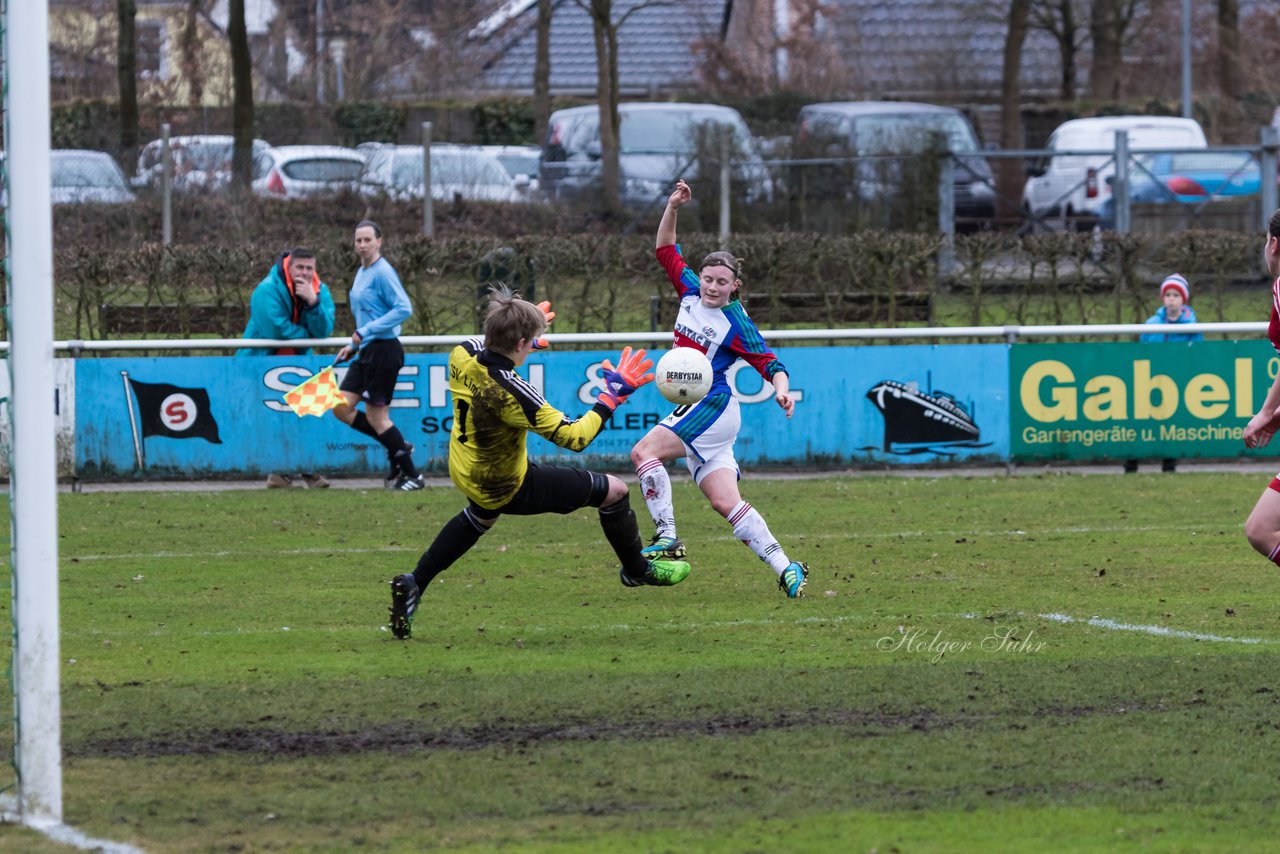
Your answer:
[655,347,712,404]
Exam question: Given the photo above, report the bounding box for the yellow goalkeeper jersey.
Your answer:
[447,338,614,509]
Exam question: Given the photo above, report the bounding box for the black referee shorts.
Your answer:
[469,463,610,522]
[339,338,404,407]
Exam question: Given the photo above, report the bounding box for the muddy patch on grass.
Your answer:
[74,708,960,759]
[74,701,1161,759]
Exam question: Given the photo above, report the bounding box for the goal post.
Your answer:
[3,0,63,826]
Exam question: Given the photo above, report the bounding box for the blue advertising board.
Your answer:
[71,344,1010,479]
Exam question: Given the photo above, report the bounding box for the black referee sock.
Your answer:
[413,509,488,588]
[348,410,380,439]
[377,425,419,477]
[598,494,649,577]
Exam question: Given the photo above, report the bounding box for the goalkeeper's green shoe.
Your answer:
[778,562,808,599]
[640,535,687,560]
[620,558,691,588]
[389,573,420,639]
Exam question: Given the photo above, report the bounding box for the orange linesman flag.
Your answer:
[284,366,345,417]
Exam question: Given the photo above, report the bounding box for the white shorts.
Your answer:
[659,393,741,485]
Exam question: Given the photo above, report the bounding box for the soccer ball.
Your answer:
[655,347,712,404]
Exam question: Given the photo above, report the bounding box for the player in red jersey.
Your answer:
[629,179,807,598]
[1243,210,1280,562]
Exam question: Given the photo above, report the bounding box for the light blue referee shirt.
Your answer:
[349,256,412,348]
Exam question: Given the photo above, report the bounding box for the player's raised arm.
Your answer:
[656,179,691,248]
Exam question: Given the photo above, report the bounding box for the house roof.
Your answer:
[474,0,1067,102]
[825,0,1065,100]
[476,0,729,97]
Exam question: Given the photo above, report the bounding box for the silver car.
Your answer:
[476,144,541,194]
[51,150,136,204]
[136,135,272,193]
[359,144,522,203]
[251,145,366,199]
[1,150,136,206]
[540,102,773,209]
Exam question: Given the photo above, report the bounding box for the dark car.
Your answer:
[540,102,772,210]
[792,101,996,228]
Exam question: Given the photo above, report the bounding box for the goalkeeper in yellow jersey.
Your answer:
[388,286,691,639]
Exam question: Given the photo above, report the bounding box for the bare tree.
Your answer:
[1000,0,1032,219]
[180,0,206,108]
[534,0,553,146]
[1088,0,1144,102]
[1217,0,1242,97]
[324,0,493,101]
[574,0,677,214]
[694,0,849,98]
[1088,0,1120,100]
[1030,0,1086,101]
[229,0,255,194]
[117,0,139,172]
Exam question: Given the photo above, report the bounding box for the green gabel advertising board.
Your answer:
[1011,340,1277,461]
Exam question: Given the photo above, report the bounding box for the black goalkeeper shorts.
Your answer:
[340,338,405,407]
[469,463,610,522]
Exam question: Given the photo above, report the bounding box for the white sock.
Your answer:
[727,501,790,574]
[636,458,676,539]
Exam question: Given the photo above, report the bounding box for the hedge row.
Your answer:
[51,97,545,152]
[7,225,1267,344]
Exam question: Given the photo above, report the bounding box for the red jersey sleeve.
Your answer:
[656,244,701,299]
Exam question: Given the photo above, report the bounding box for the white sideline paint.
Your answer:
[53,521,1230,564]
[1037,612,1279,646]
[0,794,147,853]
[480,611,1280,642]
[54,608,1280,648]
[57,613,876,641]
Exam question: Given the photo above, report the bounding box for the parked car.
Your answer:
[540,102,772,209]
[358,144,522,203]
[1,149,137,206]
[477,144,541,194]
[355,141,388,162]
[1022,115,1208,229]
[251,145,366,199]
[136,135,272,192]
[1097,150,1261,230]
[791,101,996,227]
[53,150,137,204]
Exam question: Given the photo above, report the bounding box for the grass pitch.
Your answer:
[3,472,1280,852]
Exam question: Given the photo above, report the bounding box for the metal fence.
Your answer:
[56,123,1280,247]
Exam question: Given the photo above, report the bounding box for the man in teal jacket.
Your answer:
[238,248,336,356]
[239,248,337,488]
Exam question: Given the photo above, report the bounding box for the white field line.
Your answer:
[64,612,878,640]
[60,545,419,562]
[0,794,147,853]
[53,521,1233,563]
[65,609,1280,647]
[1036,612,1280,646]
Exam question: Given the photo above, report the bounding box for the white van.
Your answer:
[1022,115,1208,228]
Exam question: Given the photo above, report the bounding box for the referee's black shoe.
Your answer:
[394,473,425,491]
[384,443,415,488]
